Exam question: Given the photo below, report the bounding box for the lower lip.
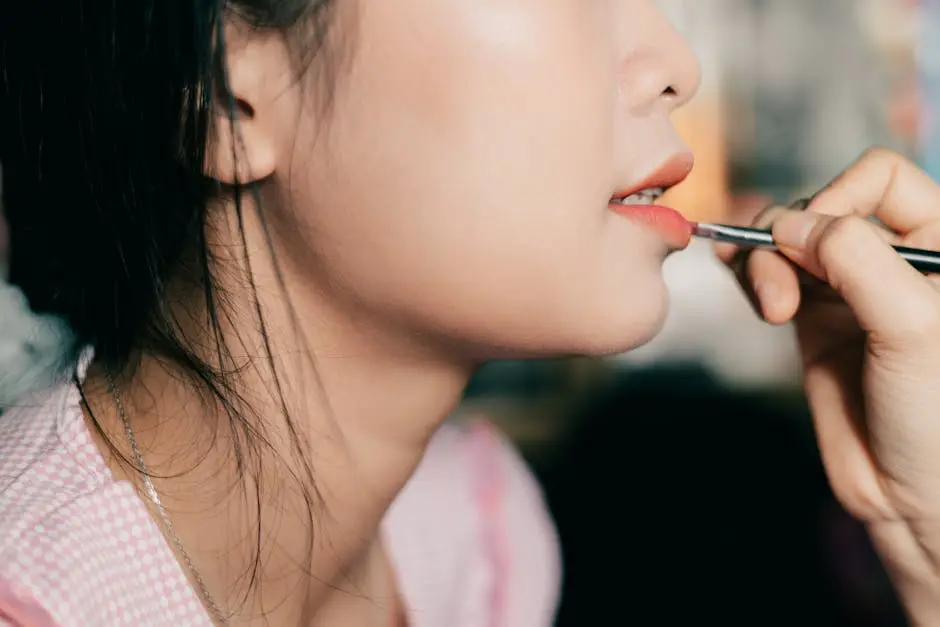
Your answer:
[608,203,692,249]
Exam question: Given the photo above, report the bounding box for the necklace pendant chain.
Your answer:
[105,374,227,624]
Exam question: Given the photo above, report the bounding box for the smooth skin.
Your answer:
[77,0,701,625]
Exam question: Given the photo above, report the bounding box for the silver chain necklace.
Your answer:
[106,375,226,624]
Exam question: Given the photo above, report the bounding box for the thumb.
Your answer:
[772,211,940,346]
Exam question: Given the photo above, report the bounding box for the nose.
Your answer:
[616,5,702,114]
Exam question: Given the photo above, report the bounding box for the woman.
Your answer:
[0,3,938,627]
[0,0,696,624]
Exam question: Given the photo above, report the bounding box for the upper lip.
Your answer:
[610,152,695,200]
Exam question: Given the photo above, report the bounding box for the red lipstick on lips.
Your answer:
[608,153,694,249]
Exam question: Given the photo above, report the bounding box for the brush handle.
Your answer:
[691,223,940,274]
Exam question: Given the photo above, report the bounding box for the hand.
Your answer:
[717,148,940,623]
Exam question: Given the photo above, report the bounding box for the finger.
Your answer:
[903,220,940,251]
[715,201,807,265]
[809,147,940,233]
[804,359,898,522]
[715,197,785,262]
[715,203,808,322]
[773,211,940,346]
[728,203,834,322]
[745,249,801,324]
[713,240,737,265]
[903,223,940,296]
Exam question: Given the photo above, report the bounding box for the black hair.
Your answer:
[0,0,336,617]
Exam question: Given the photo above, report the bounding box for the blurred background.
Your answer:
[456,0,929,624]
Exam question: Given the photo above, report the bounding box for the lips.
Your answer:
[610,153,695,202]
[609,204,693,249]
[608,152,695,250]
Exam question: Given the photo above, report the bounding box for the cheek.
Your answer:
[285,0,669,354]
[339,0,617,207]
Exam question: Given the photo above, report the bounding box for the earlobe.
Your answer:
[204,22,280,185]
[205,99,277,185]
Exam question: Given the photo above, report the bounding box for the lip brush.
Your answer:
[691,222,940,274]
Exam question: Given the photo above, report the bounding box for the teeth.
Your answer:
[616,187,664,205]
[621,194,652,205]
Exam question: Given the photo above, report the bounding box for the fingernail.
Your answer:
[773,212,818,249]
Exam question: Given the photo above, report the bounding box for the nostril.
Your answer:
[661,85,677,97]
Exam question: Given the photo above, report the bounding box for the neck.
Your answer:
[83,204,474,624]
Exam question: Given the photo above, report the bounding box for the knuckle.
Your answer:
[831,480,895,523]
[860,145,903,166]
[825,460,897,523]
[858,146,917,179]
[815,215,868,261]
[750,203,787,229]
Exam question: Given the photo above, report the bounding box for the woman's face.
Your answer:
[250,0,700,360]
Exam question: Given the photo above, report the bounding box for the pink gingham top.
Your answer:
[0,382,560,626]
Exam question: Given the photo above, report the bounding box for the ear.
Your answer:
[204,23,280,185]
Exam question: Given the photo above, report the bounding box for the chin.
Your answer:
[561,257,674,356]
[489,277,672,360]
[578,289,670,357]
